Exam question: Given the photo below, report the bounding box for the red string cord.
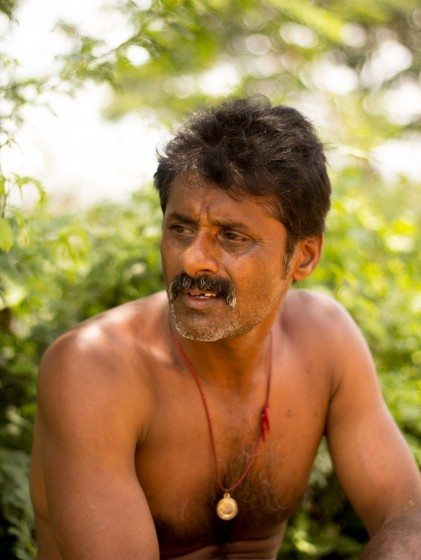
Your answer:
[171,331,272,494]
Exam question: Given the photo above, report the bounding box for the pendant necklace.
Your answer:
[171,331,272,521]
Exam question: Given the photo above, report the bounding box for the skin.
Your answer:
[30,174,421,560]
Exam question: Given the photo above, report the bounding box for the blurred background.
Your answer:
[0,0,420,558]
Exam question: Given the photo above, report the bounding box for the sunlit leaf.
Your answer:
[0,218,14,252]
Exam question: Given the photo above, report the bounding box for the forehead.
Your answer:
[165,173,280,228]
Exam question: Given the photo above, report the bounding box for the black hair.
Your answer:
[154,97,331,259]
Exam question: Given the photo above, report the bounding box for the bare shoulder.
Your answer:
[283,288,359,338]
[42,290,169,370]
[282,289,374,391]
[37,291,169,444]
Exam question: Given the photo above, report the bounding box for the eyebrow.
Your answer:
[166,212,196,225]
[166,212,255,234]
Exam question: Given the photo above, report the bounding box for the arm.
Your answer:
[325,303,421,559]
[36,329,159,560]
[361,510,421,559]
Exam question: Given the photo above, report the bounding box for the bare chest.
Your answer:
[134,365,329,555]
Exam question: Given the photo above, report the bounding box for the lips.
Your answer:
[185,289,218,299]
[176,289,222,310]
[168,273,236,306]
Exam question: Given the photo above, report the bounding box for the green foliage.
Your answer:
[57,0,420,140]
[0,0,16,19]
[1,0,420,558]
[0,449,35,560]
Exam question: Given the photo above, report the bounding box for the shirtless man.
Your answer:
[30,98,421,560]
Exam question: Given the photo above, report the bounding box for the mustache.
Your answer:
[168,273,236,306]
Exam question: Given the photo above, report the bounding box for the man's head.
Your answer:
[154,96,331,263]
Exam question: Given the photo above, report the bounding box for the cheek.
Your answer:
[235,258,283,294]
[160,240,177,279]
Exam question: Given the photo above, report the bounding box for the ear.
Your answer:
[291,235,323,281]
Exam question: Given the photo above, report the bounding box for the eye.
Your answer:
[168,223,194,236]
[221,230,248,243]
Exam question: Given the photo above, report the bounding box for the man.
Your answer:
[30,98,421,559]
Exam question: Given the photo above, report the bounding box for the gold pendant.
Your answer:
[216,493,238,520]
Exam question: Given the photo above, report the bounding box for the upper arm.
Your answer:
[36,330,159,560]
[324,302,421,534]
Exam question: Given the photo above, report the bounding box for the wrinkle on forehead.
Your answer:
[168,173,281,227]
[176,171,256,202]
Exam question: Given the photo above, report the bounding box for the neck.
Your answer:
[168,313,278,391]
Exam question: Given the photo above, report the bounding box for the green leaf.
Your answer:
[12,175,46,206]
[0,175,6,197]
[0,218,14,252]
[0,448,36,560]
[0,0,16,19]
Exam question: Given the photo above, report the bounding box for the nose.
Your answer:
[181,231,219,277]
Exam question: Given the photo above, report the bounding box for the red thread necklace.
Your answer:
[171,331,272,521]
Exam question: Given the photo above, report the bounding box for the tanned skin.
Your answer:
[30,175,421,560]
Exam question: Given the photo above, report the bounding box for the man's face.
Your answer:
[160,174,295,342]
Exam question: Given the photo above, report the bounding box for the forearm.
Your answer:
[362,511,421,560]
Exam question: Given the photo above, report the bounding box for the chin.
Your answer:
[170,306,255,342]
[171,314,232,342]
